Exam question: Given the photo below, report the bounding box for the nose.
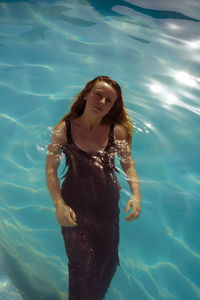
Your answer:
[99,97,106,105]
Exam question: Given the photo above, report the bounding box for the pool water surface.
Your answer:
[0,1,200,299]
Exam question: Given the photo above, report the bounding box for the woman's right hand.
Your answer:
[56,203,77,227]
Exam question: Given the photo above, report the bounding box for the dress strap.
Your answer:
[107,124,115,148]
[65,119,73,144]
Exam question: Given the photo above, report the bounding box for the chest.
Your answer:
[71,124,111,153]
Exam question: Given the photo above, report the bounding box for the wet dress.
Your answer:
[61,119,121,300]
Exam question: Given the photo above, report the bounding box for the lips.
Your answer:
[94,106,102,111]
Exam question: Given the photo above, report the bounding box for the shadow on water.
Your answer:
[87,0,200,22]
[0,1,95,44]
[0,0,70,3]
[0,247,63,300]
[1,0,200,22]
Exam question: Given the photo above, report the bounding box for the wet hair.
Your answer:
[57,76,133,145]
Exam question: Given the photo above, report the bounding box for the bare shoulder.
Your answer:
[114,124,128,141]
[113,124,131,158]
[52,120,67,145]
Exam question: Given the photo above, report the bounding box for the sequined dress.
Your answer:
[61,119,121,300]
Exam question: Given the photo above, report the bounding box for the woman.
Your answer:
[46,75,141,300]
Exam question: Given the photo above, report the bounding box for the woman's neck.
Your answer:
[75,112,103,131]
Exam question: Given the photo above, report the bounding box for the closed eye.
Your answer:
[95,91,112,103]
[96,92,102,97]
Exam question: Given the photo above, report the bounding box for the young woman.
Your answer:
[46,75,141,300]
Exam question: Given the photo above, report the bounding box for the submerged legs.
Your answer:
[61,224,119,300]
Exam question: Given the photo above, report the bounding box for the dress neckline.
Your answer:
[67,119,112,156]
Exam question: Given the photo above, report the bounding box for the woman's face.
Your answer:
[84,81,118,118]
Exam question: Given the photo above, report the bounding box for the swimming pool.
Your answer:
[0,0,200,299]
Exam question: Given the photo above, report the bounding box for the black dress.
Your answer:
[61,119,121,300]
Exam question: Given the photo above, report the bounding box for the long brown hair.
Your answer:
[57,76,133,144]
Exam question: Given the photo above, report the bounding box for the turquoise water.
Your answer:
[0,0,200,299]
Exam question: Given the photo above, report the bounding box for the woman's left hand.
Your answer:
[125,196,141,221]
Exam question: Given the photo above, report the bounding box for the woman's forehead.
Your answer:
[92,81,117,97]
[93,81,112,90]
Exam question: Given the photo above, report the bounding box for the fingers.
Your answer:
[56,206,77,227]
[61,215,77,227]
[125,202,131,214]
[70,209,77,223]
[125,199,141,222]
[66,208,77,225]
[125,208,141,221]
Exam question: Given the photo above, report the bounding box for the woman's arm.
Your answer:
[46,121,77,226]
[114,125,141,221]
[46,122,66,208]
